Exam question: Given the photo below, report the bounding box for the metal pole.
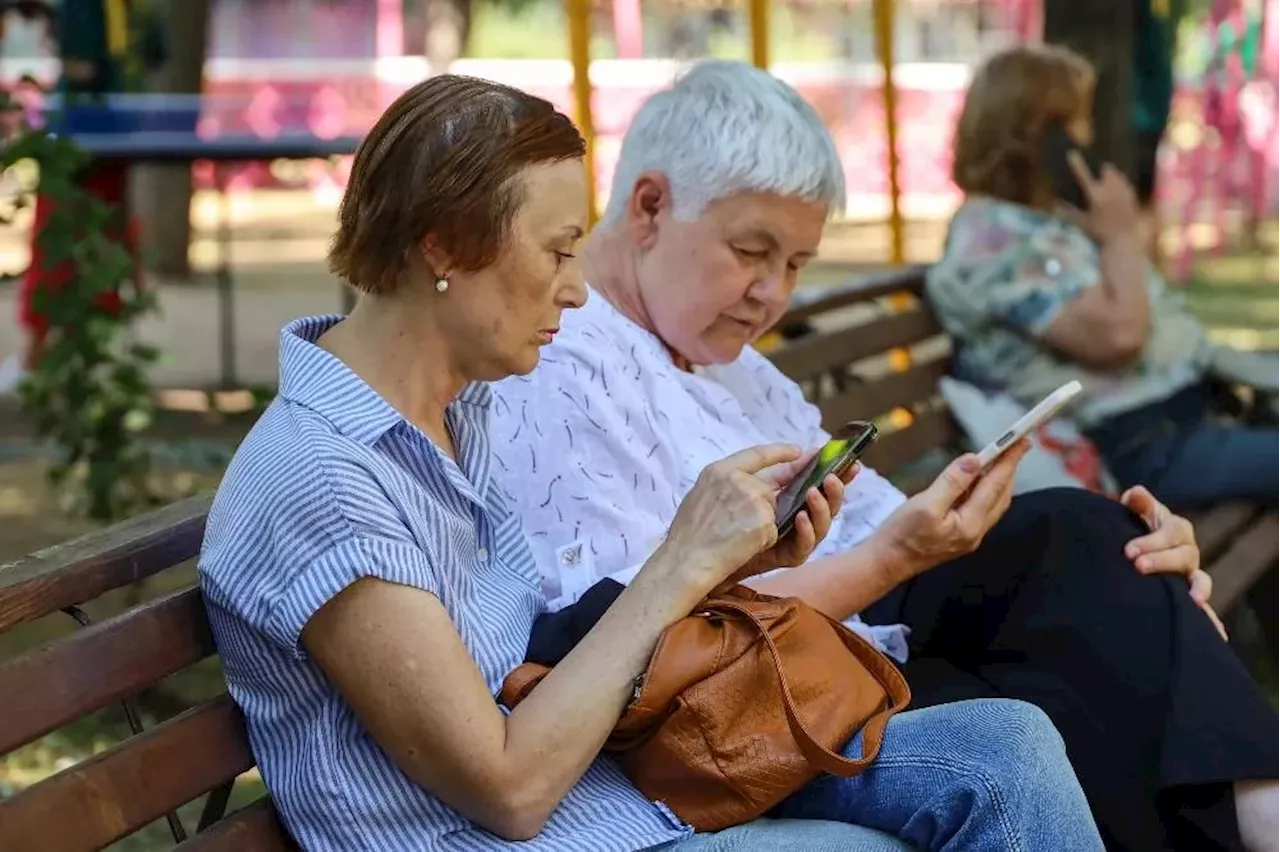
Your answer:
[749,0,770,69]
[873,0,905,265]
[215,164,237,389]
[566,0,598,226]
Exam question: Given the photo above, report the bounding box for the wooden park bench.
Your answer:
[0,497,293,851]
[0,265,1273,851]
[766,265,1280,626]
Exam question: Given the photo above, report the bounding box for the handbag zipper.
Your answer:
[628,610,714,705]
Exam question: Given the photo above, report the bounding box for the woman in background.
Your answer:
[926,44,1277,511]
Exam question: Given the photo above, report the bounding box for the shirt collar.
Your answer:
[276,315,493,446]
[582,286,679,364]
[582,285,717,379]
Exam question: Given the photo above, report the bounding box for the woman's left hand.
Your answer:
[725,455,855,586]
[1121,486,1227,641]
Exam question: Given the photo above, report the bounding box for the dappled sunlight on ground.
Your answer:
[0,461,96,560]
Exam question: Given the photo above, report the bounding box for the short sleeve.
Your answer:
[987,226,1098,337]
[264,534,440,658]
[930,203,1100,340]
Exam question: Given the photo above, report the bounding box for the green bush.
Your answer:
[2,81,159,521]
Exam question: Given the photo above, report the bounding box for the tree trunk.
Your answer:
[423,0,472,74]
[1043,0,1137,179]
[131,0,212,280]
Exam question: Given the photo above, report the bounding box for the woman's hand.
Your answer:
[870,441,1031,582]
[659,443,808,597]
[733,455,855,583]
[1120,486,1226,641]
[1066,152,1141,244]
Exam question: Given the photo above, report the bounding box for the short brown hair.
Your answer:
[951,45,1095,207]
[329,75,585,294]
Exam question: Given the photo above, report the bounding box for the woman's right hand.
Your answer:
[1066,151,1141,243]
[657,443,806,596]
[870,440,1031,581]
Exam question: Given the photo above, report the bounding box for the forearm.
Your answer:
[1097,233,1151,340]
[496,548,705,832]
[746,536,912,621]
[311,552,707,841]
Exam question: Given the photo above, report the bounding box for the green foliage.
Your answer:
[1,82,160,521]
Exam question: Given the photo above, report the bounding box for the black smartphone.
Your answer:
[774,421,879,539]
[1042,122,1101,211]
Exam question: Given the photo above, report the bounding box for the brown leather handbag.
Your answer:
[500,585,911,831]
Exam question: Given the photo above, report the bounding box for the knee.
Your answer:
[960,699,1067,769]
[944,699,1083,803]
[950,700,1099,847]
[1012,487,1146,548]
[1016,487,1127,523]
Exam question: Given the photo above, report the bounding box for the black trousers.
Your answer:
[864,488,1278,852]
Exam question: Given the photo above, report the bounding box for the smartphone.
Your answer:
[1042,123,1101,211]
[975,380,1083,469]
[774,421,879,539]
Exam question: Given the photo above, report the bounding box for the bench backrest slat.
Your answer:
[0,695,255,851]
[816,359,951,431]
[770,268,959,487]
[0,495,212,631]
[778,265,929,327]
[769,307,942,383]
[0,586,215,755]
[172,799,295,852]
[860,407,954,475]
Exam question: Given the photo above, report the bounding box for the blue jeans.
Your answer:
[772,699,1103,851]
[1108,422,1278,509]
[1086,385,1278,509]
[657,818,912,850]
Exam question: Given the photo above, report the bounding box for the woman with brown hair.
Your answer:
[926,44,1277,511]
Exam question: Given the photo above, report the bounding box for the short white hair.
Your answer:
[601,60,846,227]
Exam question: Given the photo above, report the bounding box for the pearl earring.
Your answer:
[435,278,449,293]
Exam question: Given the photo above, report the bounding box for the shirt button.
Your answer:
[476,547,489,562]
[561,546,580,567]
[1044,259,1062,276]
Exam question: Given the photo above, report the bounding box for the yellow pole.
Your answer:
[566,0,598,225]
[748,0,770,69]
[873,0,905,266]
[873,0,911,382]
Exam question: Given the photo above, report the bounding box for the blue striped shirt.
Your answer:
[198,315,692,851]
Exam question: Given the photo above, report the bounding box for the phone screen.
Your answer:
[774,421,878,537]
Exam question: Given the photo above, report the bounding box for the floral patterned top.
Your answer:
[925,197,1208,426]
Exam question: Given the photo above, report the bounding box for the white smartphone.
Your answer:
[975,380,1083,469]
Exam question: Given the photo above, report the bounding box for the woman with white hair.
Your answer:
[490,60,1279,852]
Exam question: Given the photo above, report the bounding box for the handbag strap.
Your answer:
[710,600,909,778]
